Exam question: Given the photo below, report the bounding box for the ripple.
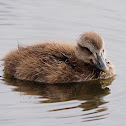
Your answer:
[1,77,113,123]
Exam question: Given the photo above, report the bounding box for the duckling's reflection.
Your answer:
[3,77,114,104]
[4,77,114,121]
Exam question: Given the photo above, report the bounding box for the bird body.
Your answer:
[2,32,115,84]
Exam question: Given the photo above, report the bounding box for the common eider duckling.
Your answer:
[2,32,115,84]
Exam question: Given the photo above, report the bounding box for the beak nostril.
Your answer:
[98,62,101,66]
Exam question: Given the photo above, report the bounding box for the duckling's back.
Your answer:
[2,42,80,83]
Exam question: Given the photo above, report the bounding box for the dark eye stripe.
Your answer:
[84,47,90,52]
[78,44,93,54]
[83,47,93,54]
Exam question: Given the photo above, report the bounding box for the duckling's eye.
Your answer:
[84,47,90,51]
[84,47,93,54]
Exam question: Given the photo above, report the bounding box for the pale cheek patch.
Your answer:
[91,56,97,65]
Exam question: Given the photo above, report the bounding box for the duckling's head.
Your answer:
[75,32,109,72]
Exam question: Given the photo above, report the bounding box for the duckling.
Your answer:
[2,32,115,84]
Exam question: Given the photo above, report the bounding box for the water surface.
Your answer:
[0,0,126,126]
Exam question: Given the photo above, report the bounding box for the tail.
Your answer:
[1,50,19,77]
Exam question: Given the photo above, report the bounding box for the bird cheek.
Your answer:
[90,57,97,65]
[93,59,97,65]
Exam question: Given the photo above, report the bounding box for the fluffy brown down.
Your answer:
[2,42,115,84]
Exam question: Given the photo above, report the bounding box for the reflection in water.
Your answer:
[3,77,114,122]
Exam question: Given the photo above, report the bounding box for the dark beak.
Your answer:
[96,53,109,72]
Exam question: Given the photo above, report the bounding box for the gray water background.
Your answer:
[0,0,125,126]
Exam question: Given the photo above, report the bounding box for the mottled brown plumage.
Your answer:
[2,32,115,84]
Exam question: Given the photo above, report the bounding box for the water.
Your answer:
[0,0,125,125]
